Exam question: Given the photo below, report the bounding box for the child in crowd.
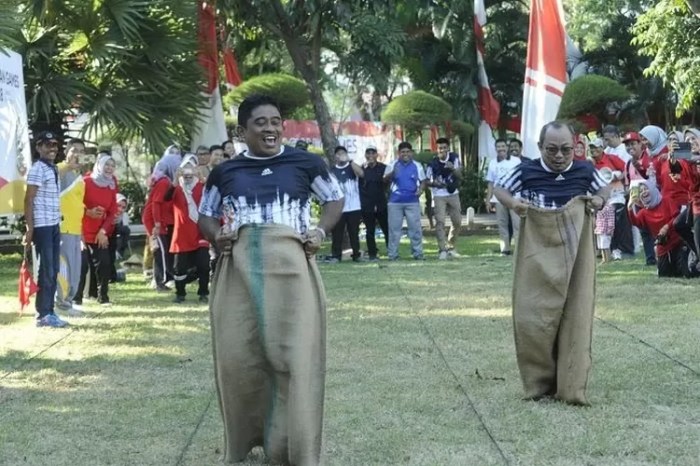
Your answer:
[595,200,616,264]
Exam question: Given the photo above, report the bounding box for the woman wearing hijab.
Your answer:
[142,145,181,291]
[573,134,589,162]
[628,179,693,277]
[169,154,209,304]
[75,154,119,306]
[673,128,700,268]
[222,140,235,159]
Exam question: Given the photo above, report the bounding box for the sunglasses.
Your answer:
[544,145,573,156]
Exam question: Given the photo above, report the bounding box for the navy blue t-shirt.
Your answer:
[199,146,343,234]
[496,158,608,209]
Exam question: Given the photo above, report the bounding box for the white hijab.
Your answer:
[179,154,199,223]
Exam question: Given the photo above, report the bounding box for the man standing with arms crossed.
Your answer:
[360,144,389,261]
[24,131,67,328]
[426,137,462,259]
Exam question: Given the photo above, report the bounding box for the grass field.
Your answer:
[0,235,699,466]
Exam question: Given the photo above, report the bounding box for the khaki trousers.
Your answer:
[434,193,462,251]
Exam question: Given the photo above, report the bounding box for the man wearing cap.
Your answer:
[623,131,657,265]
[590,137,633,259]
[24,131,68,327]
[329,145,364,262]
[427,137,462,259]
[360,144,388,261]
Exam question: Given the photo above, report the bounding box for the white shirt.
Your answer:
[605,143,631,164]
[486,157,521,203]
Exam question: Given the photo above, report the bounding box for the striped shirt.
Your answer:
[496,158,608,209]
[26,160,61,227]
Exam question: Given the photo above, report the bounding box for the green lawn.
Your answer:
[0,235,699,466]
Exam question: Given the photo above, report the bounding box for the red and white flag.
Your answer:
[520,0,567,159]
[474,0,499,161]
[192,1,229,151]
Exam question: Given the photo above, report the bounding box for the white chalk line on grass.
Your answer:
[595,316,700,377]
[384,264,512,466]
[173,391,216,466]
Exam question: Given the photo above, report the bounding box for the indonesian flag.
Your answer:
[474,0,499,160]
[520,0,567,159]
[192,1,228,151]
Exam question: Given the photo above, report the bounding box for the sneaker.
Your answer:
[325,257,340,264]
[72,302,84,312]
[165,280,175,289]
[413,255,425,261]
[500,250,512,256]
[352,256,366,263]
[156,284,171,292]
[438,250,448,260]
[368,256,379,262]
[174,295,186,304]
[99,301,112,307]
[66,306,85,317]
[447,250,461,258]
[36,314,69,328]
[388,256,399,261]
[198,295,209,304]
[612,249,622,261]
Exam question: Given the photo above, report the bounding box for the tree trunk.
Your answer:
[279,33,337,162]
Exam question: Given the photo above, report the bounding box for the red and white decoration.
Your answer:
[474,0,500,161]
[520,0,567,159]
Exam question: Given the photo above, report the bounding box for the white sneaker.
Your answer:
[447,250,461,258]
[438,250,448,260]
[612,249,622,261]
[66,306,85,317]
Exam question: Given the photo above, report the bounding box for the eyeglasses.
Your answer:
[544,145,573,156]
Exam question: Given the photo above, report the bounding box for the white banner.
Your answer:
[191,87,228,152]
[0,49,31,215]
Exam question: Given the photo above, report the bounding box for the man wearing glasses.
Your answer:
[494,121,610,406]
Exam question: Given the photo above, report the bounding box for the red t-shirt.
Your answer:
[628,198,682,256]
[148,177,175,233]
[82,177,118,243]
[655,157,694,210]
[594,154,626,173]
[170,183,208,253]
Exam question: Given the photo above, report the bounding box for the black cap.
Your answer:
[35,131,59,144]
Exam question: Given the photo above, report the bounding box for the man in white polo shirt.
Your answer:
[485,138,521,255]
[24,131,67,328]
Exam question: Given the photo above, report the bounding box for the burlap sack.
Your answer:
[512,197,596,405]
[209,224,327,465]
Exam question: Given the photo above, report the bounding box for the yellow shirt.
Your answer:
[58,162,85,235]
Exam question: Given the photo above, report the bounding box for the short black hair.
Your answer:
[209,144,223,152]
[66,138,85,148]
[495,138,508,146]
[538,121,575,145]
[334,145,348,154]
[509,138,523,148]
[436,137,450,145]
[602,124,620,136]
[398,141,412,151]
[237,94,281,128]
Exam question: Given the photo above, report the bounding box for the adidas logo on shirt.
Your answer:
[555,174,565,181]
[261,168,273,176]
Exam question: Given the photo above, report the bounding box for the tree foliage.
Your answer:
[558,75,631,119]
[632,0,700,114]
[223,73,311,118]
[381,90,452,130]
[1,0,206,151]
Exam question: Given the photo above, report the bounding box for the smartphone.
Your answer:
[674,142,693,160]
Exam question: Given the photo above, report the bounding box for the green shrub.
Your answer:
[223,73,311,118]
[558,75,631,119]
[381,90,452,130]
[458,162,489,214]
[119,181,147,224]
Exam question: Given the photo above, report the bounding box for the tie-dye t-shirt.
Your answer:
[199,146,343,235]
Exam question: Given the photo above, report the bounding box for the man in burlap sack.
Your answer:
[198,94,344,465]
[494,121,611,406]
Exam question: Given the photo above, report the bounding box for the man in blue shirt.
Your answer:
[494,121,610,406]
[383,142,427,260]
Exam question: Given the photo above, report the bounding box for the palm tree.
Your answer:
[1,0,206,152]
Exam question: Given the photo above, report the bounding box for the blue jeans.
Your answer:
[34,224,61,318]
[387,203,423,259]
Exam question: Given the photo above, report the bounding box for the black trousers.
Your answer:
[611,203,635,254]
[331,210,362,260]
[76,243,112,303]
[153,230,174,287]
[657,244,696,278]
[362,209,388,258]
[174,248,210,297]
[640,228,657,265]
[673,208,700,256]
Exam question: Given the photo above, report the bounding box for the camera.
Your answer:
[655,234,668,246]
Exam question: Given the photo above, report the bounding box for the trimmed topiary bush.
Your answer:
[558,75,631,119]
[381,90,453,131]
